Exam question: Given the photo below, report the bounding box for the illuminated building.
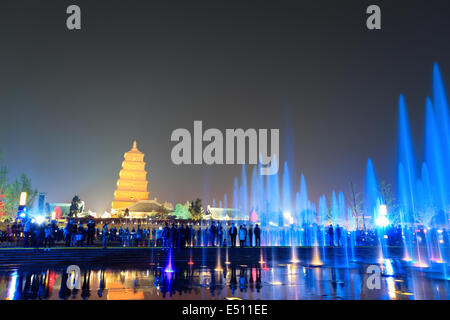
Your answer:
[111,140,149,211]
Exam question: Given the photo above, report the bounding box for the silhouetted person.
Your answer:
[23,219,32,247]
[328,224,334,246]
[239,225,247,247]
[102,224,109,248]
[336,224,342,247]
[196,227,202,246]
[43,224,53,250]
[248,224,254,247]
[209,222,217,246]
[170,223,178,248]
[178,224,186,249]
[218,223,224,247]
[87,219,96,246]
[229,223,237,247]
[254,224,261,247]
[162,223,170,250]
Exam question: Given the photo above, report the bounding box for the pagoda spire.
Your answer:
[111,140,149,211]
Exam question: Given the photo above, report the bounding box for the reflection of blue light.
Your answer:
[6,271,18,300]
[384,259,394,276]
[19,213,26,218]
[164,249,174,273]
[164,266,174,273]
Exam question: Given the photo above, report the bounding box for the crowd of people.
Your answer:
[0,219,263,249]
[0,218,448,250]
[156,221,262,250]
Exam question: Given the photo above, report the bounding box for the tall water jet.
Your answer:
[282,162,293,224]
[318,195,328,262]
[398,94,417,224]
[432,63,450,208]
[233,177,239,213]
[425,98,447,213]
[224,193,228,210]
[365,159,387,262]
[398,163,414,262]
[282,162,294,250]
[240,164,249,218]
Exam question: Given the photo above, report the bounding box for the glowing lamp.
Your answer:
[36,216,46,225]
[19,192,27,206]
[375,215,389,228]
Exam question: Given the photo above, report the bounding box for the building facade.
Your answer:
[111,140,149,211]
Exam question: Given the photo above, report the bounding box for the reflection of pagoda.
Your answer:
[111,140,149,211]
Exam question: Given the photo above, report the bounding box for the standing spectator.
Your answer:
[152,227,157,247]
[254,224,261,247]
[64,220,72,246]
[209,222,215,246]
[197,227,202,246]
[87,220,96,246]
[43,224,53,251]
[121,228,129,247]
[35,223,44,247]
[156,226,163,247]
[130,227,136,246]
[170,223,178,249]
[229,223,237,248]
[70,222,78,247]
[186,224,192,247]
[136,225,142,247]
[203,226,208,246]
[23,219,33,247]
[218,222,224,247]
[248,224,254,247]
[178,224,186,249]
[328,224,334,247]
[76,224,85,247]
[239,225,247,247]
[162,223,170,250]
[102,224,109,248]
[336,224,342,247]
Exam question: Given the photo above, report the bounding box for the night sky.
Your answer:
[0,0,450,213]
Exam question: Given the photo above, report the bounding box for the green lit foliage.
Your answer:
[174,202,191,220]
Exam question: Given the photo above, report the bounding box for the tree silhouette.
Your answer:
[189,198,203,220]
[69,195,82,218]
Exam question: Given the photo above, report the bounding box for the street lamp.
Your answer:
[19,192,27,206]
[17,191,28,220]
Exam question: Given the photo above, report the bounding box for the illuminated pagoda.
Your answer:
[111,140,149,212]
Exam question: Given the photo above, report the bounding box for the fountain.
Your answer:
[203,63,450,280]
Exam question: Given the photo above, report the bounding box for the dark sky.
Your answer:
[0,0,450,213]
